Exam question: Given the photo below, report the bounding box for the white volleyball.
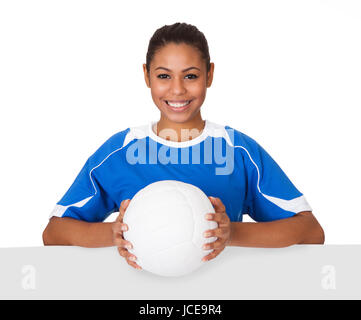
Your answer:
[122,180,218,277]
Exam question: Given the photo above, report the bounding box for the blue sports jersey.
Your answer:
[50,120,312,222]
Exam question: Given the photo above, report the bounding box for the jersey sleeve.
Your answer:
[49,129,130,222]
[239,133,312,222]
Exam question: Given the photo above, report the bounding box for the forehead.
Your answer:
[151,43,203,70]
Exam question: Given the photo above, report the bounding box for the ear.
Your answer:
[143,64,151,88]
[206,62,215,88]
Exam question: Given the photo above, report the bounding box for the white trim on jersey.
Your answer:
[50,196,93,218]
[262,194,312,213]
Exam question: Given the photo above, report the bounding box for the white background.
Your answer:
[0,0,360,247]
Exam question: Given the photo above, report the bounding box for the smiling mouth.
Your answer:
[165,100,192,108]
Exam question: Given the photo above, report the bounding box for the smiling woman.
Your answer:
[43,22,324,273]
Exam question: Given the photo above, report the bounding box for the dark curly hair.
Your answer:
[145,22,211,74]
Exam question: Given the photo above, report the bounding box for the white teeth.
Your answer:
[167,101,190,108]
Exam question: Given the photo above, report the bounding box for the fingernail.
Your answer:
[204,231,211,237]
[125,244,132,250]
[205,214,212,220]
[129,256,137,262]
[203,244,209,250]
[121,225,127,231]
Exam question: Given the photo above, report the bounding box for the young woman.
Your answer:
[43,22,324,270]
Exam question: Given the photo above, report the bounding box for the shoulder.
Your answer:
[88,123,152,162]
[211,121,262,152]
[100,127,131,151]
[212,122,271,167]
[87,127,131,165]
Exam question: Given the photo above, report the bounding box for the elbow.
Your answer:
[42,217,73,246]
[311,217,325,245]
[42,217,57,246]
[304,224,325,245]
[42,225,51,246]
[297,211,325,245]
[318,225,325,245]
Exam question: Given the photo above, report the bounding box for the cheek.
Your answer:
[151,83,168,98]
[189,80,207,94]
[191,85,207,100]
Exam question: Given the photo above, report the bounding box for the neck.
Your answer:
[155,113,205,142]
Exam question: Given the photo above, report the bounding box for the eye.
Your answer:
[157,74,170,79]
[157,74,199,80]
[185,74,198,79]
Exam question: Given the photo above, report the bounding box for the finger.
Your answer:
[123,249,140,267]
[114,236,133,249]
[204,226,231,245]
[203,229,214,238]
[117,246,127,258]
[126,257,142,270]
[121,199,131,210]
[113,236,125,248]
[112,222,128,234]
[117,247,142,270]
[117,199,131,221]
[205,212,224,223]
[116,207,125,222]
[209,197,226,213]
[116,242,134,257]
[202,248,223,262]
[203,228,222,239]
[203,238,224,250]
[207,211,231,227]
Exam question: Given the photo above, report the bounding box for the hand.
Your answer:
[112,199,142,270]
[202,196,231,262]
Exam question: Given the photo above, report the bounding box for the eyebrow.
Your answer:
[154,66,201,72]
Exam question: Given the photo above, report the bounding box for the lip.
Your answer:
[166,100,190,103]
[164,100,192,112]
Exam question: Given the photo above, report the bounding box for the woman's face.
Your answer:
[143,42,214,124]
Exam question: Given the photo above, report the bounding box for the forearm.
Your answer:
[43,217,114,248]
[228,212,325,248]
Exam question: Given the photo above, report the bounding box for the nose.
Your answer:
[170,77,186,95]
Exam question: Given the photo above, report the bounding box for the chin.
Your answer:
[162,110,200,124]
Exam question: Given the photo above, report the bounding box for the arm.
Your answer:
[42,217,115,248]
[228,211,325,248]
[43,200,142,270]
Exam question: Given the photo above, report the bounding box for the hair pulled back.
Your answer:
[146,22,211,74]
